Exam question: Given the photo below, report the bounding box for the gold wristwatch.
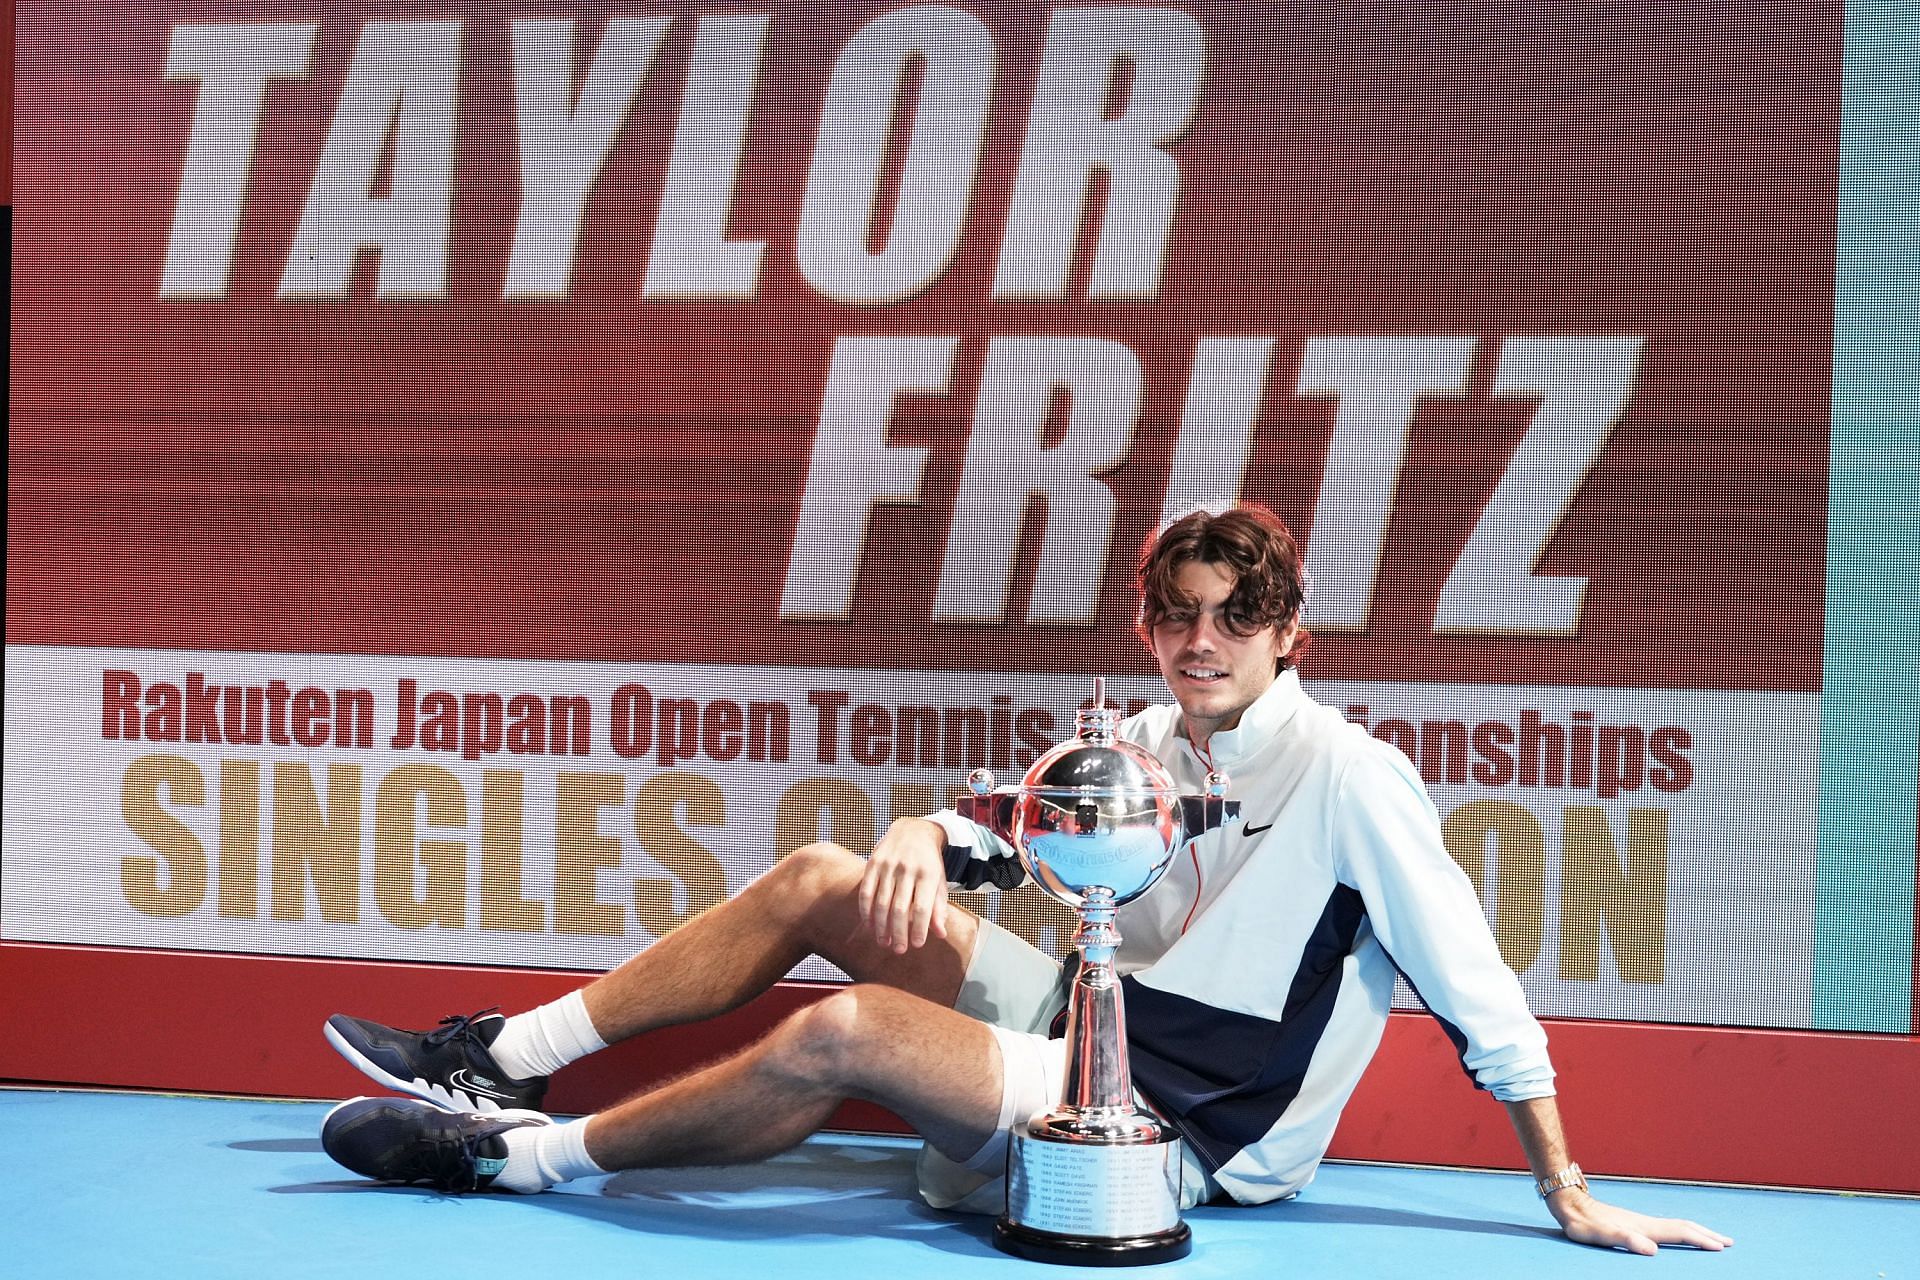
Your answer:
[1535,1163,1588,1199]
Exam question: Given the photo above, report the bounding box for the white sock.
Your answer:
[489,990,608,1081]
[495,1117,606,1193]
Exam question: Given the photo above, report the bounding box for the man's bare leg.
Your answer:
[581,983,1004,1171]
[580,842,979,1044]
[320,837,979,1109]
[321,981,1009,1192]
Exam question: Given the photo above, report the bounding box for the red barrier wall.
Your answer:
[4,941,1914,1195]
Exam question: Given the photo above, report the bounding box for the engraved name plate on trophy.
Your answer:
[958,680,1232,1267]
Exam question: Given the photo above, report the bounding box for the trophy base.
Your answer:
[993,1218,1192,1268]
[995,1121,1189,1267]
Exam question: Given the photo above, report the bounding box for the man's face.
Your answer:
[1148,559,1299,749]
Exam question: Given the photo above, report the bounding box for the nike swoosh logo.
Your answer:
[446,1068,511,1100]
[1243,822,1274,836]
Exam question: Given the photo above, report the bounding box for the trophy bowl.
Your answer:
[1009,730,1186,910]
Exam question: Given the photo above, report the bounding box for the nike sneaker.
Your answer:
[322,1095,551,1192]
[325,1009,549,1113]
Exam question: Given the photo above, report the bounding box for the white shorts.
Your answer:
[914,917,1219,1215]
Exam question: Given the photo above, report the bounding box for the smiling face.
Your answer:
[1148,558,1300,749]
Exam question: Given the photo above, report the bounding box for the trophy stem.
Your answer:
[1000,880,1190,1265]
[1058,888,1137,1125]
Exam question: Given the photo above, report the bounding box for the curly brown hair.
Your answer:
[1135,504,1312,671]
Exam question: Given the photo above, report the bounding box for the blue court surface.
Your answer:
[4,1088,1913,1278]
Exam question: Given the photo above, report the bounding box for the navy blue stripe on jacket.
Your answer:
[1122,885,1367,1172]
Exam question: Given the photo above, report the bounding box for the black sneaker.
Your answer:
[322,1096,551,1192]
[324,1009,549,1113]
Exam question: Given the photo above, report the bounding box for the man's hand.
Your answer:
[1546,1187,1734,1255]
[1503,1097,1731,1255]
[859,817,952,954]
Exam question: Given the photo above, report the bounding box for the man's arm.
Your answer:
[1328,753,1733,1253]
[1505,1096,1733,1254]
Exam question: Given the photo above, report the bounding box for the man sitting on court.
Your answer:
[319,503,1730,1256]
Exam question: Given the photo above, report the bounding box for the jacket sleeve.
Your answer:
[1328,748,1556,1102]
[922,809,1029,891]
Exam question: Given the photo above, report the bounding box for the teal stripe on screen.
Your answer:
[1815,2,1920,1032]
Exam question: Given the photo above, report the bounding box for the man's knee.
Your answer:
[773,985,912,1087]
[760,842,863,911]
[772,841,864,888]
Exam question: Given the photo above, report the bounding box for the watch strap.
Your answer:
[1535,1162,1588,1199]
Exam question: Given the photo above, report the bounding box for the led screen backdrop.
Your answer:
[8,2,1915,1033]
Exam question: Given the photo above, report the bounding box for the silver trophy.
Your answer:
[959,679,1232,1267]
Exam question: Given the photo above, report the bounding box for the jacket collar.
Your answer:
[1180,667,1307,773]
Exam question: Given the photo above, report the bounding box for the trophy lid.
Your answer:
[1023,677,1176,796]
